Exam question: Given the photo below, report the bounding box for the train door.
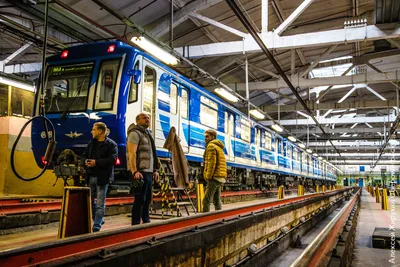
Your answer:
[126,57,142,128]
[225,111,235,161]
[142,60,158,135]
[168,81,179,142]
[255,128,261,167]
[178,85,189,153]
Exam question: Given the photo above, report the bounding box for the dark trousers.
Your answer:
[131,172,152,225]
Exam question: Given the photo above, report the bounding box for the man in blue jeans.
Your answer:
[127,113,159,225]
[82,122,118,232]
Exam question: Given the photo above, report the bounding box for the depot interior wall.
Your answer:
[0,117,64,196]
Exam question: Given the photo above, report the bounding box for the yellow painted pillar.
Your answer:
[298,185,304,196]
[197,183,204,213]
[375,187,381,203]
[278,185,285,199]
[316,185,319,193]
[322,185,326,192]
[382,189,389,210]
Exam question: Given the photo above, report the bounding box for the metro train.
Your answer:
[31,41,338,193]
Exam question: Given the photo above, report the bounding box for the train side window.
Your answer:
[181,89,188,119]
[241,119,250,143]
[200,96,217,129]
[170,83,177,115]
[143,66,156,115]
[229,114,234,137]
[264,132,272,150]
[128,61,139,103]
[95,59,120,110]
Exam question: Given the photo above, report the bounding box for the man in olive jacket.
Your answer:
[203,129,227,212]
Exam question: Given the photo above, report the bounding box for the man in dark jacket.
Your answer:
[82,122,118,232]
[127,113,159,225]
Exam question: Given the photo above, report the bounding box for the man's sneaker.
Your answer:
[93,228,100,232]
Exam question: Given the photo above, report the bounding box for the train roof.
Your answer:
[46,41,337,169]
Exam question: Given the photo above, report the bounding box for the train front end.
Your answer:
[31,42,137,189]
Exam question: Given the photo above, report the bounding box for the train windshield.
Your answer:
[44,62,93,113]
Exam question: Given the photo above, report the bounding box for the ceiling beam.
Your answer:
[291,127,384,134]
[149,0,223,38]
[275,0,315,36]
[301,44,337,77]
[175,23,400,57]
[260,114,396,125]
[220,70,400,90]
[188,12,247,38]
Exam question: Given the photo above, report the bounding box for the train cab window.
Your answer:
[241,119,250,143]
[143,66,156,115]
[128,61,139,103]
[170,83,178,115]
[95,59,120,110]
[45,62,93,113]
[181,89,188,119]
[200,96,218,129]
[264,132,272,150]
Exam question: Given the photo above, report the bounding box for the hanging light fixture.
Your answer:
[249,109,266,119]
[298,143,305,148]
[288,136,296,142]
[131,36,179,65]
[214,88,240,102]
[271,124,283,132]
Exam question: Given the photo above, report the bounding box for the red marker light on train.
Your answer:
[116,157,120,165]
[61,50,68,58]
[107,45,115,53]
[41,156,48,165]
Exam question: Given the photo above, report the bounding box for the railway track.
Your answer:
[0,188,357,267]
[0,189,287,216]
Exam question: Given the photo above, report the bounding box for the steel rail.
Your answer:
[0,190,269,215]
[290,189,360,267]
[225,0,344,163]
[0,191,348,267]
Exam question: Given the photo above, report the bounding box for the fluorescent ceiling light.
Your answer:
[214,88,239,102]
[0,77,34,92]
[271,124,283,132]
[377,132,382,136]
[297,111,311,119]
[306,149,312,153]
[318,156,322,160]
[249,109,265,119]
[352,134,358,137]
[313,153,318,156]
[350,123,358,129]
[131,36,179,65]
[288,136,296,142]
[320,56,353,63]
[298,143,305,148]
[342,113,357,118]
[365,123,373,128]
[338,86,357,103]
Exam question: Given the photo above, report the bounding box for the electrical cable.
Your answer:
[11,116,56,181]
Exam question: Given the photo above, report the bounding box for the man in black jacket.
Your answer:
[82,122,118,232]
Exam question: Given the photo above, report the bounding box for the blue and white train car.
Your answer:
[31,41,337,191]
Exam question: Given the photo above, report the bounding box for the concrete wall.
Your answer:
[0,117,64,196]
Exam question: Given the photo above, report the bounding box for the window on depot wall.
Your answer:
[200,96,218,129]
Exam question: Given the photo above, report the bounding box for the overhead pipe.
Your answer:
[225,0,344,163]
